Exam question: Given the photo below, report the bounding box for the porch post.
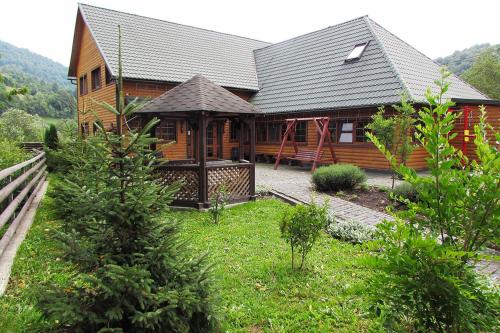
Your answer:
[239,117,245,160]
[198,112,208,208]
[248,115,256,200]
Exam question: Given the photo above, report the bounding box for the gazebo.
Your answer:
[137,75,258,209]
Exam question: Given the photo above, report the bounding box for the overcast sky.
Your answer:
[1,0,498,66]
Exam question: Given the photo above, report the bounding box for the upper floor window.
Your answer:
[345,42,369,62]
[91,67,102,91]
[79,74,88,96]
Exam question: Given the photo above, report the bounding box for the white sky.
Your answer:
[1,0,499,66]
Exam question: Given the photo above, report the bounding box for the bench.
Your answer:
[288,150,324,163]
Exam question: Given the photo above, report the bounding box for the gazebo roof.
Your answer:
[137,74,259,114]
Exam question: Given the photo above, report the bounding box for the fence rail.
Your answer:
[0,152,47,259]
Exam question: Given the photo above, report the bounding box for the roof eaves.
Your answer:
[363,16,411,101]
[78,3,116,78]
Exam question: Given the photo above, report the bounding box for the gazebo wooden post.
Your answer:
[198,112,208,208]
[248,115,256,200]
[238,117,245,160]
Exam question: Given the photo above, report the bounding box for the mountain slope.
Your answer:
[0,40,75,118]
[435,43,495,75]
[0,40,72,89]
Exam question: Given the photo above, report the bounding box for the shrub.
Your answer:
[280,201,329,269]
[327,219,375,244]
[391,181,418,202]
[370,220,499,332]
[44,123,59,150]
[312,164,367,191]
[0,139,30,170]
[0,108,43,142]
[208,185,229,224]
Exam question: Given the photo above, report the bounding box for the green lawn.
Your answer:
[171,199,380,332]
[0,195,381,332]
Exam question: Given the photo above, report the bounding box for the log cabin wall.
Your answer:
[254,108,428,170]
[76,23,117,133]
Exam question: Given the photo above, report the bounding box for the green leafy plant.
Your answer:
[312,164,367,192]
[280,201,329,269]
[0,138,30,170]
[327,219,375,244]
[44,123,59,150]
[370,220,499,333]
[368,69,500,331]
[40,26,216,332]
[390,181,418,203]
[208,185,229,224]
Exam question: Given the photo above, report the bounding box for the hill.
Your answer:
[435,43,495,75]
[0,40,75,119]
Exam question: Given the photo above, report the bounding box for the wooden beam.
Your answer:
[198,112,208,208]
[248,116,256,199]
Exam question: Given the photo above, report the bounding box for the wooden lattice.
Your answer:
[207,165,250,201]
[157,168,199,202]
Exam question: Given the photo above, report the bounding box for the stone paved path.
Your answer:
[255,163,392,227]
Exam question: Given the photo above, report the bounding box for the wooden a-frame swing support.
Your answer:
[274,117,337,172]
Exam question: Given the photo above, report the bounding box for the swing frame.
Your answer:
[274,117,337,171]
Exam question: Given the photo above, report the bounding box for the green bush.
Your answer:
[370,220,499,332]
[312,164,367,191]
[280,201,329,269]
[44,123,59,150]
[327,219,375,244]
[0,139,30,170]
[391,181,418,202]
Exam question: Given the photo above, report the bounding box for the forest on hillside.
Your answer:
[435,43,495,74]
[0,40,75,119]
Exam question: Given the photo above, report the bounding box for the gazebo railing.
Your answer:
[156,161,253,207]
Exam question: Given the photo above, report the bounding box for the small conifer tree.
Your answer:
[44,123,59,150]
[41,26,216,332]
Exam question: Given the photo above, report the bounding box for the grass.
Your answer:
[0,185,75,333]
[170,199,380,332]
[39,117,65,127]
[0,194,381,332]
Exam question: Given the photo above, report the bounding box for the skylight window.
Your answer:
[345,42,369,62]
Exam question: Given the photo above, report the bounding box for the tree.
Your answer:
[0,108,43,142]
[44,123,59,150]
[41,26,216,332]
[366,93,416,189]
[461,46,500,99]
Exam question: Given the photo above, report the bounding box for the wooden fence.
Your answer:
[0,152,47,260]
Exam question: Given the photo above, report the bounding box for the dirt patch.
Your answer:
[331,187,399,213]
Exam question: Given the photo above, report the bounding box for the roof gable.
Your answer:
[138,74,259,114]
[73,3,270,91]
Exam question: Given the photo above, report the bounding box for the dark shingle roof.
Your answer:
[137,74,259,114]
[251,16,490,113]
[75,3,270,91]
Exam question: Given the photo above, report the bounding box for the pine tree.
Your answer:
[44,123,59,149]
[41,26,216,332]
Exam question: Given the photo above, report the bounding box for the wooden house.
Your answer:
[69,3,499,172]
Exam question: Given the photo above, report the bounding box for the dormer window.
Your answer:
[345,42,369,62]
